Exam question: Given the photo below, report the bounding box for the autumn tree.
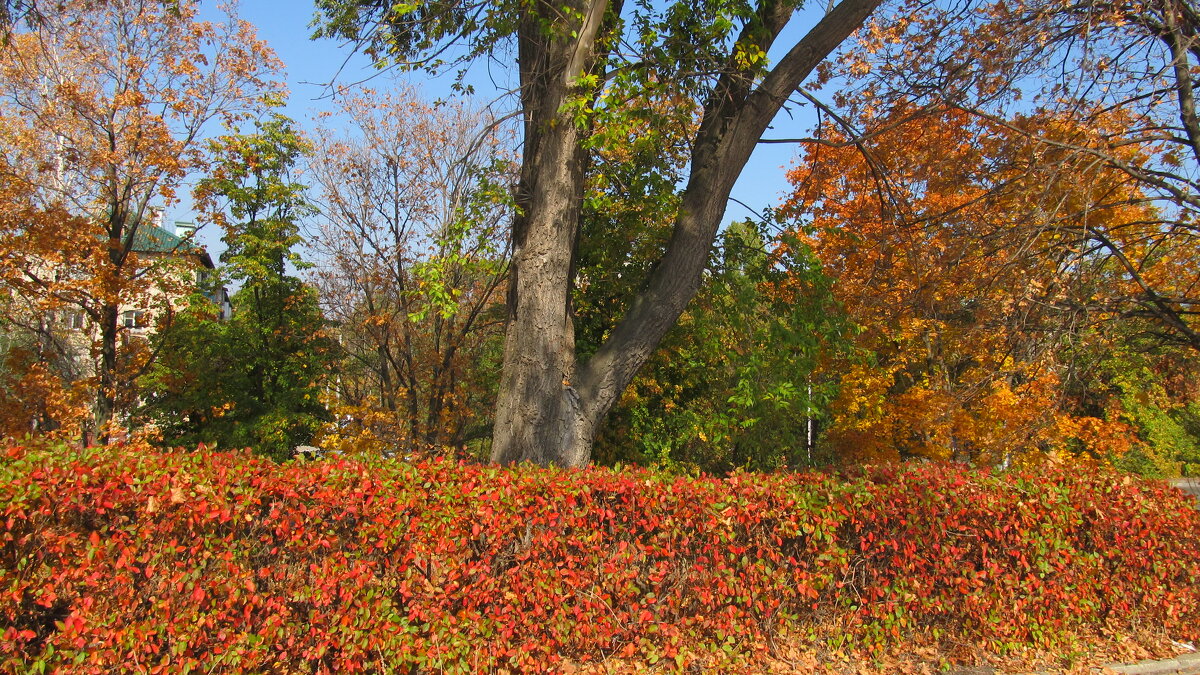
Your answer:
[0,0,281,439]
[314,0,884,466]
[140,116,334,459]
[781,106,1171,464]
[0,293,91,439]
[307,87,512,455]
[766,0,1200,468]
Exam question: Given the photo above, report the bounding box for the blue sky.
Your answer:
[182,0,817,252]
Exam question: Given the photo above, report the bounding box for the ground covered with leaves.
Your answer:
[1,441,1197,673]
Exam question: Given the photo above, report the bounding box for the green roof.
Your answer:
[131,222,213,268]
[131,223,186,253]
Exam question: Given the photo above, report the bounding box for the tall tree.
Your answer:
[315,0,884,466]
[781,106,1164,464]
[0,0,281,439]
[307,87,513,454]
[140,116,334,459]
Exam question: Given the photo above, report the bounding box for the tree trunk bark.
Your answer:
[487,1,600,461]
[490,0,609,466]
[94,303,118,442]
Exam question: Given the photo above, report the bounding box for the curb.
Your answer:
[1103,652,1200,675]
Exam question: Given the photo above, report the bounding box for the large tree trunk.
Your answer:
[491,0,883,466]
[490,0,607,466]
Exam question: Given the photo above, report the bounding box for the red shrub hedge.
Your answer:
[1,442,1198,673]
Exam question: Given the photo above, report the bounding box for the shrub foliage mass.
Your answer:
[1,442,1197,673]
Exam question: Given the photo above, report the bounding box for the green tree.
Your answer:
[314,0,883,466]
[593,220,851,473]
[1061,328,1200,477]
[139,116,334,459]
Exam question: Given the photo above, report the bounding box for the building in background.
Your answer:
[0,213,228,437]
[127,217,232,325]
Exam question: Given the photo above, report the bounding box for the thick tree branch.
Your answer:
[575,0,883,425]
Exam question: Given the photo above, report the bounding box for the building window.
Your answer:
[122,310,148,329]
[62,311,85,330]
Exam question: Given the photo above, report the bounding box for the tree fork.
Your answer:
[491,0,883,466]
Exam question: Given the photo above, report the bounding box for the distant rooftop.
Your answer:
[131,221,212,268]
[132,223,186,253]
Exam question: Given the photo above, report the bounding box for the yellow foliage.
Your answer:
[0,356,90,442]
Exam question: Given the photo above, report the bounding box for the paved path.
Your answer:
[1104,651,1200,674]
[946,652,1200,674]
[1168,478,1200,504]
